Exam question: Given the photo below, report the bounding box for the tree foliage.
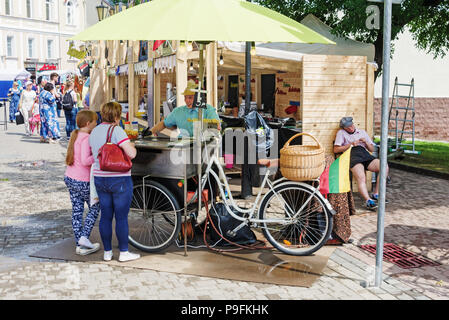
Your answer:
[256,0,449,79]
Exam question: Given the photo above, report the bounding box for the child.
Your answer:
[64,110,101,255]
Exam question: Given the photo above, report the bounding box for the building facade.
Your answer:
[0,0,87,75]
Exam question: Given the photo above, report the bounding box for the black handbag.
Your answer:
[15,112,24,125]
[209,203,256,246]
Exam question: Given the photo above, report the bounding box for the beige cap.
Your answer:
[182,79,197,96]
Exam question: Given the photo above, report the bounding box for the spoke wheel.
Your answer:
[128,181,181,252]
[259,183,332,256]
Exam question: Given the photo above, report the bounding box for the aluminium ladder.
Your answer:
[388,77,420,154]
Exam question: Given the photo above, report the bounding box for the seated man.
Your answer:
[333,117,389,211]
[150,80,220,137]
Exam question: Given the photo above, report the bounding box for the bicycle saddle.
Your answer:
[257,158,279,168]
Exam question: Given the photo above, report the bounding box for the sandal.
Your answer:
[326,239,343,246]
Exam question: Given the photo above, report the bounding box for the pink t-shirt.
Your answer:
[334,128,374,150]
[65,131,95,182]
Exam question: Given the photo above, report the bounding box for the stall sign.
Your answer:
[107,68,116,76]
[134,61,148,75]
[67,43,87,60]
[117,64,129,75]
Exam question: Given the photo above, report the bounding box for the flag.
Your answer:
[153,40,166,51]
[320,146,352,195]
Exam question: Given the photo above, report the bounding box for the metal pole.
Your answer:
[244,42,251,115]
[375,0,392,287]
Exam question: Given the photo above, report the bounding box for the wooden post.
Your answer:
[128,63,135,121]
[176,40,188,108]
[206,42,218,108]
[154,71,161,124]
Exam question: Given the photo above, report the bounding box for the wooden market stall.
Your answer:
[90,40,374,156]
[215,46,375,155]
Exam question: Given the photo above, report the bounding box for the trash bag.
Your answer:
[244,110,274,153]
[208,203,256,246]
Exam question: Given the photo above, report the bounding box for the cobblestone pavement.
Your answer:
[0,120,447,300]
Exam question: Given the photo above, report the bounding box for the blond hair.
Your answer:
[64,80,74,94]
[65,110,98,166]
[100,101,122,123]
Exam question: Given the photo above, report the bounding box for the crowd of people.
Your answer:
[7,72,89,143]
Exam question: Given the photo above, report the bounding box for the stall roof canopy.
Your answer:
[259,14,375,62]
[0,69,31,81]
[220,14,375,62]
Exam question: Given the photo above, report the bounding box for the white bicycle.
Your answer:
[128,136,335,256]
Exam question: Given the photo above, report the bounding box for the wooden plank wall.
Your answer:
[301,55,368,154]
[159,72,176,103]
[275,71,302,119]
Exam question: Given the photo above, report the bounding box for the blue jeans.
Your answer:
[64,108,78,138]
[94,176,133,252]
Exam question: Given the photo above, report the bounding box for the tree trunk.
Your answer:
[374,32,384,82]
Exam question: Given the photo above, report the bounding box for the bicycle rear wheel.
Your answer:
[258,183,332,256]
[128,180,181,252]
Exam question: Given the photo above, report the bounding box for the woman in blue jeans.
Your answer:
[63,80,78,138]
[89,101,140,262]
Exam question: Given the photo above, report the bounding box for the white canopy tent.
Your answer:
[0,69,31,81]
[259,14,375,62]
[219,14,375,62]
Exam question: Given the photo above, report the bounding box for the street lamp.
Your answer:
[96,1,109,22]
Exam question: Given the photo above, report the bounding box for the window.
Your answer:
[45,0,53,21]
[6,36,13,57]
[28,38,35,58]
[5,0,11,15]
[26,0,32,18]
[47,40,54,58]
[66,1,74,25]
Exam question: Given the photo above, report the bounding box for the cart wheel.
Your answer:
[128,181,181,252]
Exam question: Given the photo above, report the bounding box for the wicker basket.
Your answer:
[280,132,325,181]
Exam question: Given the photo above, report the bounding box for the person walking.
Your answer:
[89,101,140,262]
[39,82,61,143]
[62,80,78,139]
[7,82,21,123]
[18,81,37,136]
[64,110,101,255]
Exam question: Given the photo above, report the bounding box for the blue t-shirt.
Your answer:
[163,104,219,137]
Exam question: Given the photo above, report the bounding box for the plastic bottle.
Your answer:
[131,121,139,140]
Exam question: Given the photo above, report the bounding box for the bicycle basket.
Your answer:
[280,132,325,181]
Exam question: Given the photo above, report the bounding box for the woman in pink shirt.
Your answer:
[64,110,101,255]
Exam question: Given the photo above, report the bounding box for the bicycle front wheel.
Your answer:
[128,181,181,252]
[258,183,332,256]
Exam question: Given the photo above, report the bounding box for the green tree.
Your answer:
[256,0,449,80]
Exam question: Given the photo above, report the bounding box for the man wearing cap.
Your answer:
[150,80,220,137]
[334,117,389,210]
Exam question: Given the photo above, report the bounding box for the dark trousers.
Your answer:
[64,108,78,138]
[94,176,133,252]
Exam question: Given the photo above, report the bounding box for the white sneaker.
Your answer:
[103,250,113,261]
[118,251,140,262]
[76,243,100,256]
[78,236,95,249]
